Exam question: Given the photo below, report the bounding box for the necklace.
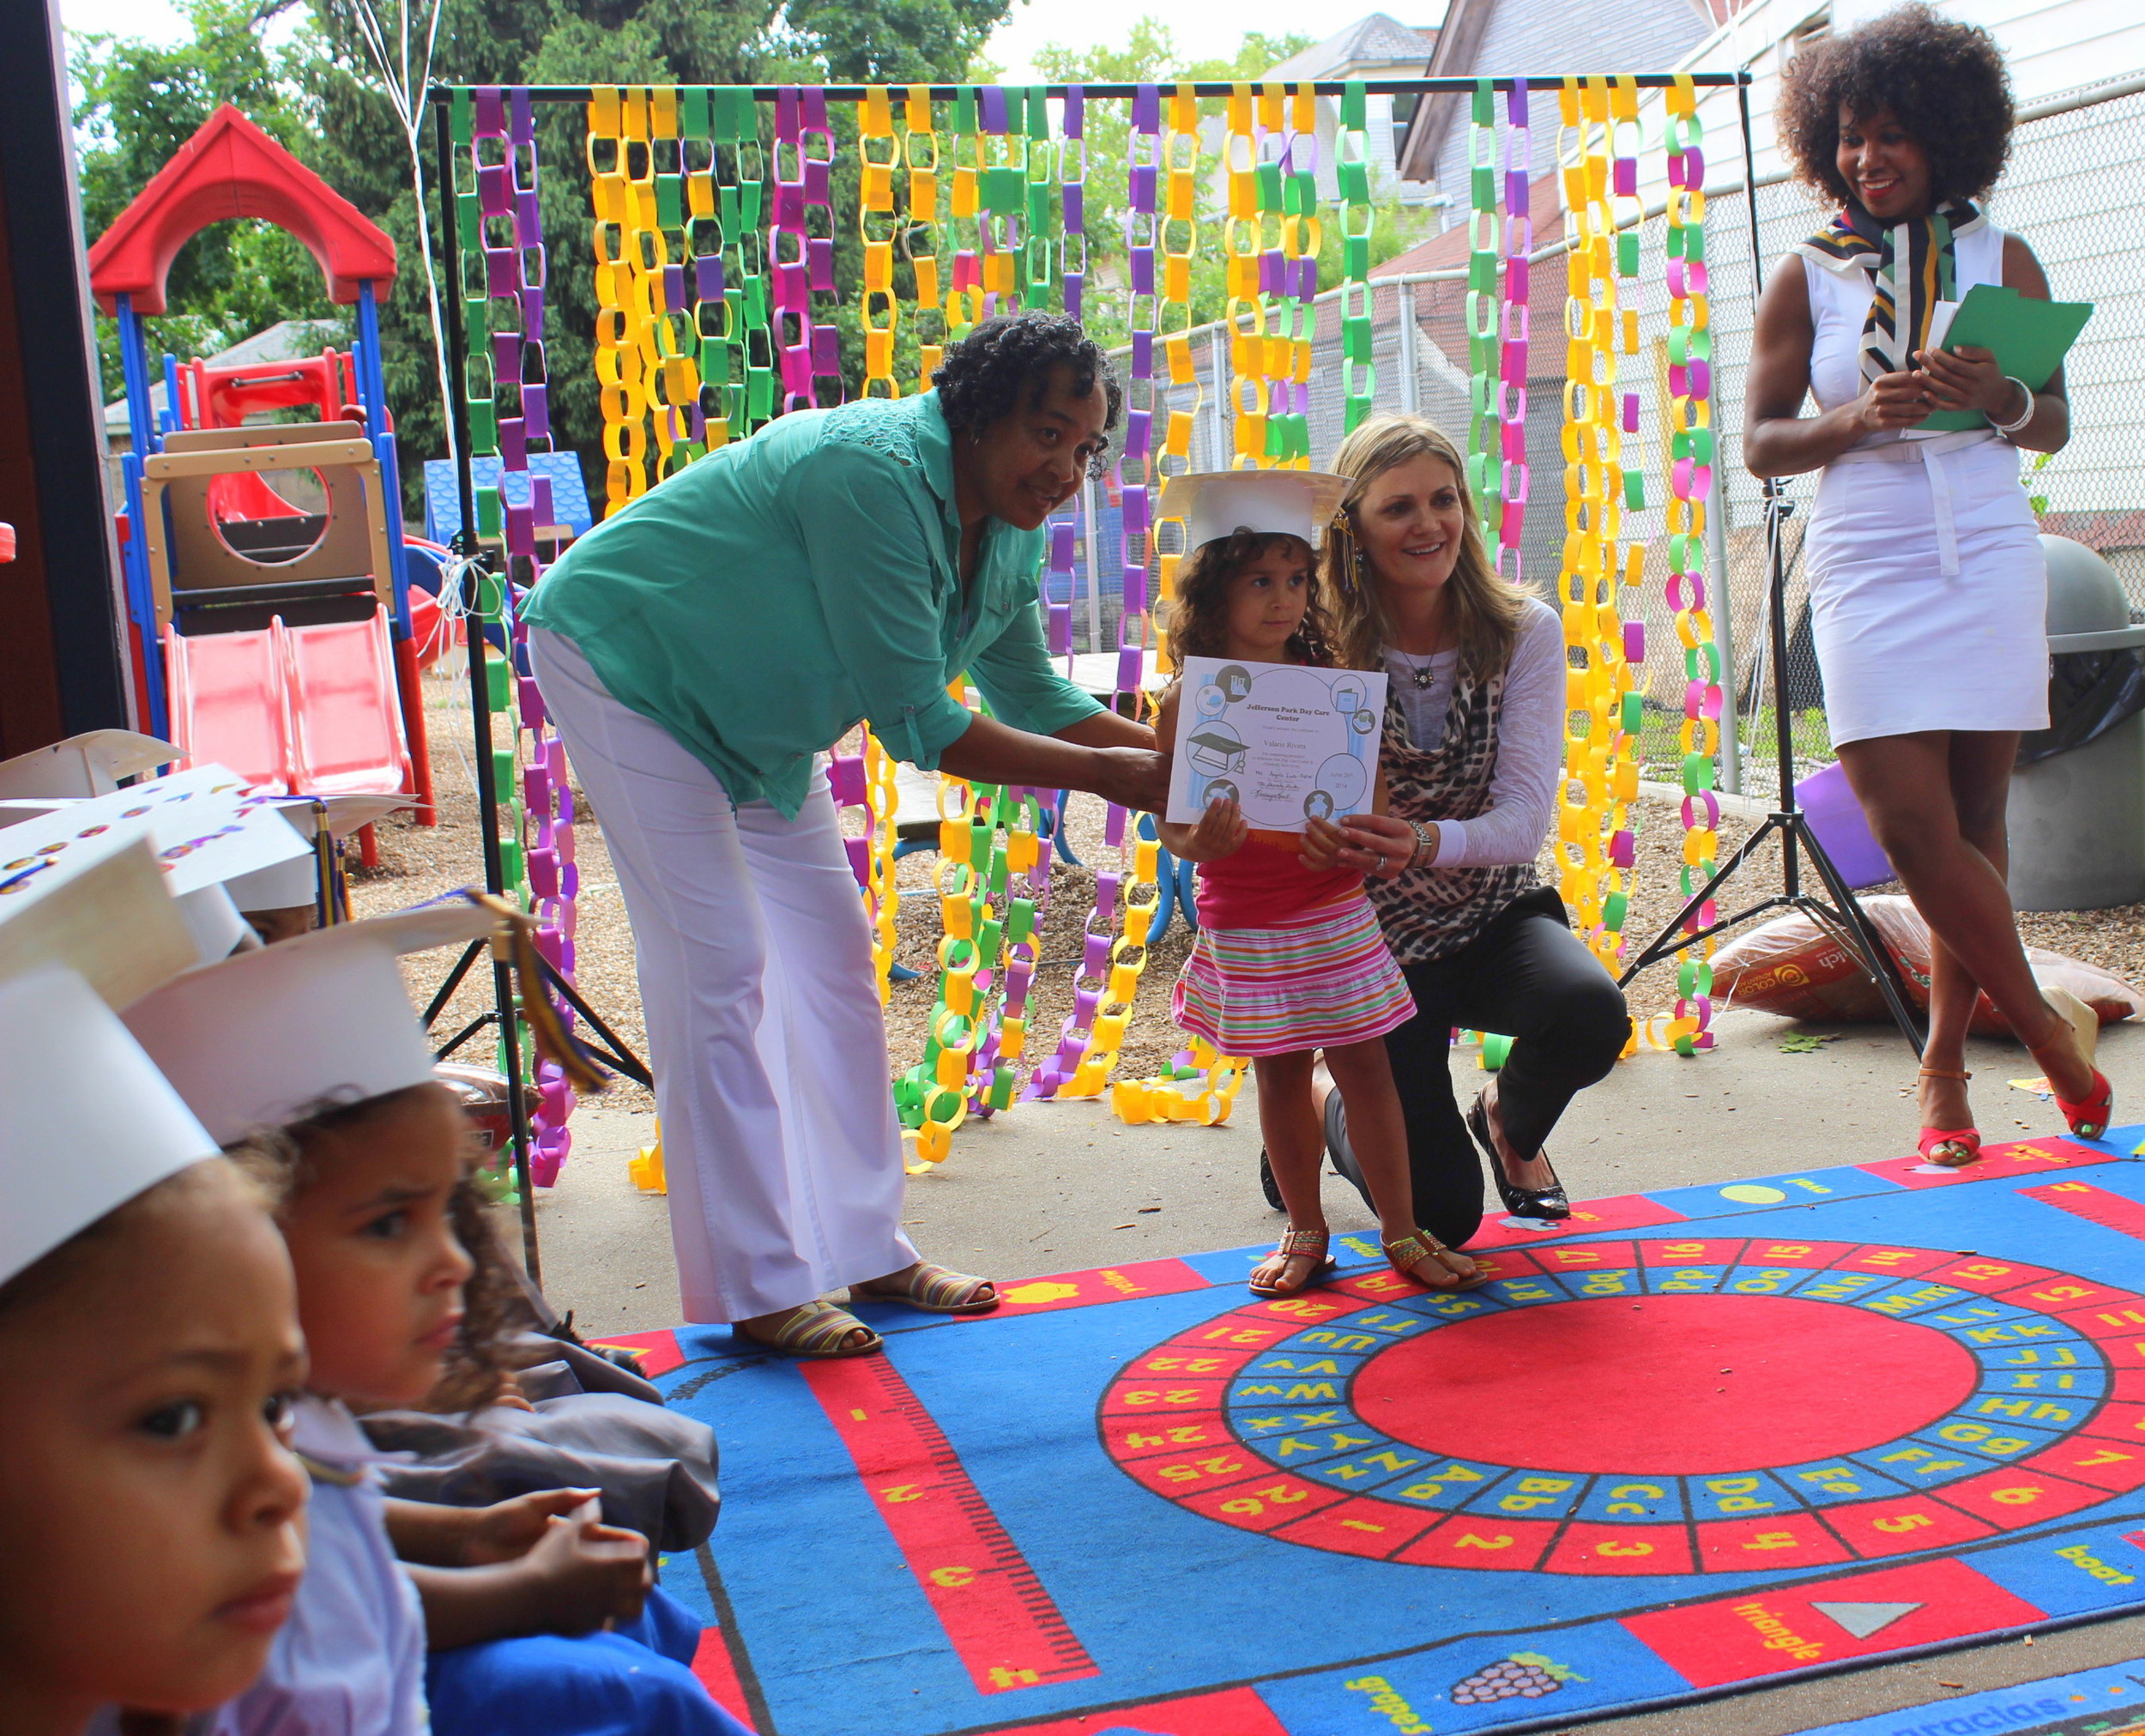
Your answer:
[1391,649,1438,689]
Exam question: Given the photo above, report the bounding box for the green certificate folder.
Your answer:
[1918,281,2093,432]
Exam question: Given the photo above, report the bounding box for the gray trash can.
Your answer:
[2007,535,2145,911]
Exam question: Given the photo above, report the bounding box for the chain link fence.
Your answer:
[1075,74,2144,795]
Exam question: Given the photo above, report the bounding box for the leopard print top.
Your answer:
[1367,650,1539,965]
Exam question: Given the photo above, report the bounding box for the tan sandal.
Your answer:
[1385,1231,1484,1291]
[736,1299,884,1358]
[850,1262,999,1315]
[1249,1229,1334,1297]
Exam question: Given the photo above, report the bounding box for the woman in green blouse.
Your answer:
[526,314,1163,1358]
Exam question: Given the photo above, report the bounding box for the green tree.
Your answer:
[72,0,342,405]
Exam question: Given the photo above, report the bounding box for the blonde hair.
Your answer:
[1321,414,1525,676]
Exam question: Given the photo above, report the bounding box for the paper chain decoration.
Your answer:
[450,87,583,1186]
[485,77,1723,1176]
[1655,72,1720,1056]
[1550,76,1646,1003]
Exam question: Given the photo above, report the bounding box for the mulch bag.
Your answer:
[1708,893,2145,1036]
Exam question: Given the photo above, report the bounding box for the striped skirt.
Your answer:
[1171,895,1416,1059]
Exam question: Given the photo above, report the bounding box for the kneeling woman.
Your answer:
[1311,416,1631,1248]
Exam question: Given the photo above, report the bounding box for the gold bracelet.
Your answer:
[1409,820,1437,867]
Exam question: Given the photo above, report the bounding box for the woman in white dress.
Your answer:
[1745,2,2105,1164]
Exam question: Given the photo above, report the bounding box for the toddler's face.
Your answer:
[1224,541,1315,656]
[0,1159,309,1724]
[281,1082,476,1409]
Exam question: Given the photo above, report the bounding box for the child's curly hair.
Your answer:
[1165,530,1337,669]
[235,1083,521,1414]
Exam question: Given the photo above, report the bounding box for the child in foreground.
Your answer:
[124,903,751,1736]
[1153,472,1482,1297]
[0,964,307,1736]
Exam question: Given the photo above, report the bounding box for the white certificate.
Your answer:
[1166,658,1387,832]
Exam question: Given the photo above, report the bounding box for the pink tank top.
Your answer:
[1193,831,1364,930]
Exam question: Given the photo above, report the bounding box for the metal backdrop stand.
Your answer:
[420,71,1759,1274]
[1616,81,1924,1052]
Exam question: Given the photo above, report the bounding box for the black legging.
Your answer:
[1324,886,1629,1249]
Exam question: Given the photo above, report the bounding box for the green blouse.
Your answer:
[521,390,1102,818]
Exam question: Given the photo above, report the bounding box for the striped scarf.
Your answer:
[1794,199,1985,384]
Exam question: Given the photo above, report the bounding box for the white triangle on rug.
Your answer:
[1810,1600,1923,1639]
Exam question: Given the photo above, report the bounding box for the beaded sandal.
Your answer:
[1384,1231,1485,1291]
[1248,1229,1334,1297]
[850,1263,1000,1315]
[736,1299,884,1358]
[1915,1066,1983,1168]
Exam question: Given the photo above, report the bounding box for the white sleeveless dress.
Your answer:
[1800,223,2049,746]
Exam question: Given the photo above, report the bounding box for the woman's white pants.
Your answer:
[529,626,916,1322]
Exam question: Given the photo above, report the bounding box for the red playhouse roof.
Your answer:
[88,105,396,317]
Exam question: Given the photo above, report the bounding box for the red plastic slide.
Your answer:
[165,607,410,799]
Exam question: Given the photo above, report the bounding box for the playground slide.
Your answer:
[282,611,411,795]
[166,621,293,789]
[166,608,410,798]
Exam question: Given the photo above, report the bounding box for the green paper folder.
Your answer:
[1918,281,2092,431]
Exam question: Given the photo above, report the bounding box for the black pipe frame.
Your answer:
[422,74,1749,106]
[426,68,1804,1281]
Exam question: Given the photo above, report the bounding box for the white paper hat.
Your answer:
[0,831,199,1009]
[223,794,414,913]
[0,729,179,801]
[123,899,505,1144]
[1158,470,1350,553]
[0,965,223,1287]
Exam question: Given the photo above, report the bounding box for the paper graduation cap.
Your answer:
[0,729,179,801]
[1159,470,1350,553]
[0,967,224,1287]
[122,899,511,1145]
[0,765,317,965]
[222,793,414,913]
[0,830,199,1008]
[0,838,223,1287]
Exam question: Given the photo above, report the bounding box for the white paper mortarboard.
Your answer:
[1159,471,1350,554]
[0,831,198,1008]
[0,729,179,801]
[0,766,313,965]
[0,966,223,1286]
[224,793,414,913]
[124,900,505,1144]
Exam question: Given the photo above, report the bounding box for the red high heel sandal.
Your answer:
[2032,995,2114,1142]
[1915,1066,1982,1168]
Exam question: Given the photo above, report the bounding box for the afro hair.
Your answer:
[1778,2,2014,208]
[929,312,1123,478]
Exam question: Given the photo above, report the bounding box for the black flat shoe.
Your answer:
[1466,1092,1570,1220]
[1258,1146,1285,1212]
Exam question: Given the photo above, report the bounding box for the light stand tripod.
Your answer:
[1616,475,1924,1048]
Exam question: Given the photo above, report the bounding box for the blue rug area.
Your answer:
[1802,1654,2145,1735]
[607,1128,2145,1736]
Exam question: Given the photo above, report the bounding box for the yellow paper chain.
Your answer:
[902,86,948,388]
[1111,1037,1249,1126]
[862,730,902,1001]
[1553,75,1642,975]
[1224,83,1269,468]
[859,88,903,399]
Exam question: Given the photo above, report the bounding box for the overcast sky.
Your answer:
[60,0,1441,87]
